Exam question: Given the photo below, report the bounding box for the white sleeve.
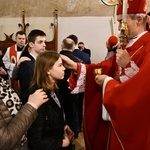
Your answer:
[2,48,15,78]
[102,77,113,121]
[70,63,86,94]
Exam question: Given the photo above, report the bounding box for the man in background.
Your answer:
[59,38,83,140]
[67,34,91,64]
[67,34,91,139]
[78,41,91,58]
[2,31,26,92]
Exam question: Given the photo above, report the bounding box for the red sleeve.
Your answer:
[103,54,150,149]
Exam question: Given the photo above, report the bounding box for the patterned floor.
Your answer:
[73,132,85,150]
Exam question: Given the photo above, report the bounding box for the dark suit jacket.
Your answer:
[24,85,66,150]
[82,48,91,58]
[59,50,82,93]
[58,50,83,133]
[18,54,35,103]
[73,48,91,64]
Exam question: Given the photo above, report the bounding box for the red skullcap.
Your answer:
[117,0,147,15]
[108,36,118,47]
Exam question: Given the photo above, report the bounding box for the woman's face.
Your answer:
[47,57,65,81]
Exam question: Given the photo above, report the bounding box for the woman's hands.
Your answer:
[62,125,75,147]
[27,89,48,109]
[17,56,31,67]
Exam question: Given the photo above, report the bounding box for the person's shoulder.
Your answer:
[6,44,16,50]
[81,50,89,57]
[19,59,34,71]
[60,50,71,55]
[29,85,39,93]
[81,51,91,63]
[85,48,91,51]
[3,46,11,56]
[23,85,38,103]
[27,53,35,60]
[20,59,32,65]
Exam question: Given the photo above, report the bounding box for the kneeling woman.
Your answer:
[24,51,74,150]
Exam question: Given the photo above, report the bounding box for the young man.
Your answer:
[18,29,46,103]
[61,0,150,149]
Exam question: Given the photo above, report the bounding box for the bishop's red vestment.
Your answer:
[73,32,150,150]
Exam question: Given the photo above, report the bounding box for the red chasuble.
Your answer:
[83,55,122,150]
[83,32,150,150]
[103,32,150,150]
[9,44,19,93]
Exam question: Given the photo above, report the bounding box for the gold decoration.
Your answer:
[144,4,147,12]
[101,0,119,6]
[109,0,115,4]
[94,68,102,75]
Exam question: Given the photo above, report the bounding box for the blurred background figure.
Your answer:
[0,50,8,80]
[67,34,91,64]
[78,42,91,58]
[2,31,26,93]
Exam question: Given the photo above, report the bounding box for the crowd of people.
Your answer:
[1,0,150,149]
[0,30,90,150]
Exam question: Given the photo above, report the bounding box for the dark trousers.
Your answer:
[63,93,79,133]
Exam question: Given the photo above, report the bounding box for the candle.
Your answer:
[122,0,128,22]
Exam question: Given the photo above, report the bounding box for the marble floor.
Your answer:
[73,132,85,150]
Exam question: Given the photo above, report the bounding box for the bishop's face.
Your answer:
[117,14,140,40]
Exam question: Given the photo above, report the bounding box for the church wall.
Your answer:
[0,0,150,63]
[0,16,115,63]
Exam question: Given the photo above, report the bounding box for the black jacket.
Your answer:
[24,86,67,150]
[19,54,35,103]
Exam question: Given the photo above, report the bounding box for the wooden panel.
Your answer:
[0,33,16,55]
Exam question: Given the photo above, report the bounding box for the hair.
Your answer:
[78,42,84,45]
[15,31,26,37]
[30,50,60,91]
[28,29,46,43]
[129,13,147,26]
[67,34,78,45]
[62,38,74,50]
[147,12,150,16]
